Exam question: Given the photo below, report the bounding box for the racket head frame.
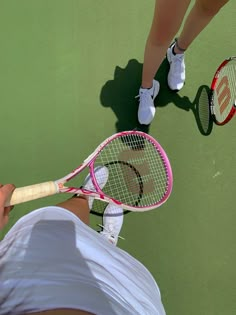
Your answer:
[209,56,236,125]
[55,130,173,212]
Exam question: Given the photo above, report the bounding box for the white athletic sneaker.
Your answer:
[99,204,124,246]
[137,79,160,125]
[167,42,185,91]
[82,166,109,209]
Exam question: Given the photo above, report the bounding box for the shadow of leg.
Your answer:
[100,58,213,136]
[100,59,150,133]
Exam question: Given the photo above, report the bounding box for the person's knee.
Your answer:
[148,29,176,47]
[196,0,229,17]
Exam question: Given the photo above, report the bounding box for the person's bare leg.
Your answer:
[175,0,229,53]
[141,0,191,88]
[56,195,90,225]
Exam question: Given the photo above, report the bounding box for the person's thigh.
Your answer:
[149,0,191,43]
[195,0,229,14]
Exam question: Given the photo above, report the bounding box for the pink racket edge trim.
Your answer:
[91,131,174,210]
[56,131,173,211]
[58,185,171,212]
[56,131,148,185]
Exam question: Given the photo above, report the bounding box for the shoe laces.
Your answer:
[171,54,185,72]
[135,89,153,105]
[98,224,125,240]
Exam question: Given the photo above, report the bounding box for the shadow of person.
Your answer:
[100,59,149,133]
[100,58,213,136]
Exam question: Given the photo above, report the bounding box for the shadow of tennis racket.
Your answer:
[91,160,143,216]
[194,85,213,136]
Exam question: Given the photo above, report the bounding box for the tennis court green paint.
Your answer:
[0,1,235,314]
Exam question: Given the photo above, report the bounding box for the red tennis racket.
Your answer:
[210,56,236,125]
[6,131,173,212]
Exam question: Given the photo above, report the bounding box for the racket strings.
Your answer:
[227,62,236,101]
[94,134,170,208]
[214,60,236,122]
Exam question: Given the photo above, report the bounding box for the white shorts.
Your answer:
[0,207,166,315]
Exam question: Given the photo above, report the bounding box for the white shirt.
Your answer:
[0,207,166,315]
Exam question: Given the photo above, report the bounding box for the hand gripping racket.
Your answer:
[210,56,236,125]
[6,131,173,212]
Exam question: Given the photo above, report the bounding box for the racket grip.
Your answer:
[6,181,58,206]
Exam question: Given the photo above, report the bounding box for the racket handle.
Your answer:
[6,181,58,206]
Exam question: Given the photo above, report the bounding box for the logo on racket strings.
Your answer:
[118,149,154,194]
[216,76,231,114]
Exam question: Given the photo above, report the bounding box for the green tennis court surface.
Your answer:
[0,1,236,314]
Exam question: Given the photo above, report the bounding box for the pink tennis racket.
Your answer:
[7,131,173,212]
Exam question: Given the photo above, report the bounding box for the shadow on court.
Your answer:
[100,58,213,136]
[100,59,149,133]
[91,200,130,217]
[192,84,213,136]
[156,59,213,136]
